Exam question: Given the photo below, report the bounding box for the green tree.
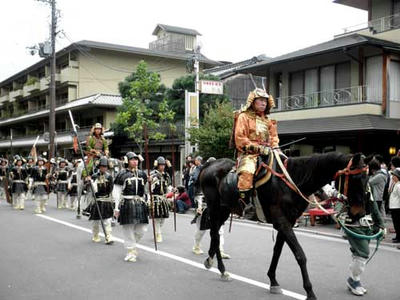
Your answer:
[166,74,229,120]
[113,61,175,153]
[188,101,235,159]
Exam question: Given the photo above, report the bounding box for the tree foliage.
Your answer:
[113,61,175,148]
[188,101,234,159]
[166,74,229,120]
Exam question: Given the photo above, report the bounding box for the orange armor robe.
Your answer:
[235,110,279,191]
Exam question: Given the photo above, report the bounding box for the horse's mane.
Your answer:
[286,152,349,193]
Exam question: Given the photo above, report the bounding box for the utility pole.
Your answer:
[49,0,57,160]
[29,0,57,160]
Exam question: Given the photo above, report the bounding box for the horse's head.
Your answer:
[336,153,369,214]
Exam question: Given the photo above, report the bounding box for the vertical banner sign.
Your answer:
[185,90,199,156]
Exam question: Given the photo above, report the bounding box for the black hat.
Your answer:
[99,157,108,167]
[391,168,400,179]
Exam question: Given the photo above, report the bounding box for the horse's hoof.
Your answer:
[204,257,214,269]
[220,272,232,282]
[270,285,283,294]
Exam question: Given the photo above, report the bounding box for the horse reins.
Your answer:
[333,158,368,197]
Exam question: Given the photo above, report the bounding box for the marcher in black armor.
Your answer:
[0,158,9,202]
[25,156,35,202]
[10,155,28,210]
[54,159,70,209]
[87,157,114,244]
[31,156,50,214]
[150,156,171,243]
[67,159,80,210]
[113,152,148,262]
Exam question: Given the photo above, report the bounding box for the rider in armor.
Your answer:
[113,152,148,262]
[10,155,28,210]
[86,123,109,157]
[150,156,171,243]
[31,156,50,214]
[87,157,114,244]
[234,88,279,206]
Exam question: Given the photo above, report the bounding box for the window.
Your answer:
[185,35,195,51]
[366,56,383,103]
[389,60,400,101]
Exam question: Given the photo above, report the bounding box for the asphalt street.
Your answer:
[1,196,399,300]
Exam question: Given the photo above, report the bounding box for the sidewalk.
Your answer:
[232,214,400,249]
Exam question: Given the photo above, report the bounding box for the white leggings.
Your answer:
[194,215,225,249]
[349,255,367,281]
[155,218,165,234]
[122,224,148,250]
[12,193,26,208]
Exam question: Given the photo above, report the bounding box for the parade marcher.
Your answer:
[31,156,50,214]
[54,159,70,209]
[0,158,9,202]
[113,152,148,262]
[67,159,81,211]
[150,156,171,243]
[234,88,279,206]
[335,176,385,296]
[191,190,230,259]
[86,157,114,244]
[9,155,28,210]
[188,156,203,208]
[25,156,35,201]
[86,123,109,157]
[389,168,400,244]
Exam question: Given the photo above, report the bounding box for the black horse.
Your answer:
[198,151,367,300]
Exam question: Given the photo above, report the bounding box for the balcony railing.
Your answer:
[338,13,400,36]
[275,85,381,112]
[9,89,23,102]
[0,94,9,103]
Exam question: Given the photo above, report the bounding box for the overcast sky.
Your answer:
[0,0,367,82]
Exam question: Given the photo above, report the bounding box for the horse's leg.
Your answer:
[267,231,285,294]
[205,207,231,281]
[277,223,316,300]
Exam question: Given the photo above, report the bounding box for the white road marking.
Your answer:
[179,214,399,253]
[37,214,306,300]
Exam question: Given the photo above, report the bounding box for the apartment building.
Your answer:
[0,24,221,157]
[238,0,400,159]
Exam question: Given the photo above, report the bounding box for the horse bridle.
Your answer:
[333,158,368,197]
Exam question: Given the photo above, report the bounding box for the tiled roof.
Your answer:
[0,94,122,126]
[238,34,400,73]
[152,24,201,36]
[76,40,219,65]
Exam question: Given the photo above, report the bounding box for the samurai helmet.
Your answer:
[37,156,47,164]
[154,156,166,167]
[124,152,144,163]
[98,157,109,167]
[14,155,25,165]
[242,88,275,114]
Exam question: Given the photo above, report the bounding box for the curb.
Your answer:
[229,216,400,249]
